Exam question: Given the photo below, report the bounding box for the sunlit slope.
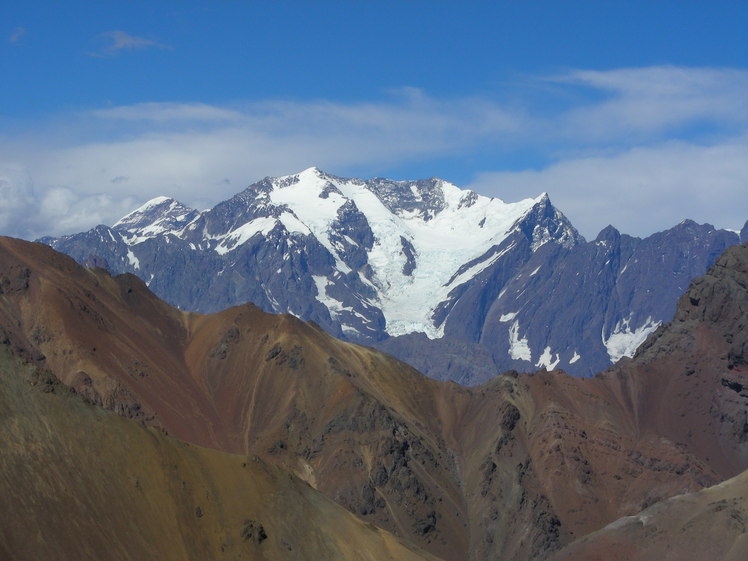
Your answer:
[0,236,471,559]
[0,348,443,561]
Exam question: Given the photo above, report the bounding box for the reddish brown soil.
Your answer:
[1,237,746,560]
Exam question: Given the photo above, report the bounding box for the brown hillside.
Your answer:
[0,237,471,559]
[548,468,748,561]
[1,236,746,560]
[0,347,442,561]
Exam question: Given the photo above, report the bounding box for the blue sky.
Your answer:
[1,1,747,240]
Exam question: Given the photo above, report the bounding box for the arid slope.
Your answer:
[0,348,442,561]
[548,468,748,561]
[1,236,747,560]
[0,237,471,559]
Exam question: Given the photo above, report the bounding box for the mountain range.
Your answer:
[2,235,746,560]
[41,167,746,382]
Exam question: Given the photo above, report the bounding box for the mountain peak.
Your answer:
[269,166,341,192]
[41,170,584,342]
[114,195,175,225]
[299,165,324,177]
[113,196,199,243]
[594,224,621,243]
[674,218,710,231]
[514,192,583,250]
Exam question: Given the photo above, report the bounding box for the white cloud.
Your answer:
[38,188,138,235]
[0,92,525,233]
[468,138,748,239]
[547,66,748,142]
[0,66,746,241]
[0,166,34,233]
[92,102,242,123]
[0,166,138,240]
[92,31,170,56]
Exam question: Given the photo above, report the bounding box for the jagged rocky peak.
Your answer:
[268,167,487,223]
[594,224,621,247]
[113,196,199,241]
[654,219,733,248]
[365,176,449,220]
[515,192,584,250]
[675,218,704,230]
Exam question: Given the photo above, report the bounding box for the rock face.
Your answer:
[40,168,742,381]
[2,236,748,560]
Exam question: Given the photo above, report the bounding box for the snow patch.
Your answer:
[603,316,661,363]
[531,224,553,251]
[508,321,532,362]
[569,351,581,364]
[535,346,560,370]
[277,211,312,236]
[341,324,361,336]
[126,249,140,270]
[213,216,278,255]
[445,243,516,289]
[312,275,362,320]
[499,312,517,323]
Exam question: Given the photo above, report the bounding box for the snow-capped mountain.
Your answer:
[382,218,744,382]
[113,196,200,243]
[41,167,745,381]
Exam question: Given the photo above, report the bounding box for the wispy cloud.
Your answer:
[545,66,748,143]
[91,30,170,57]
[468,138,748,238]
[1,66,746,240]
[8,27,26,44]
[92,102,242,123]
